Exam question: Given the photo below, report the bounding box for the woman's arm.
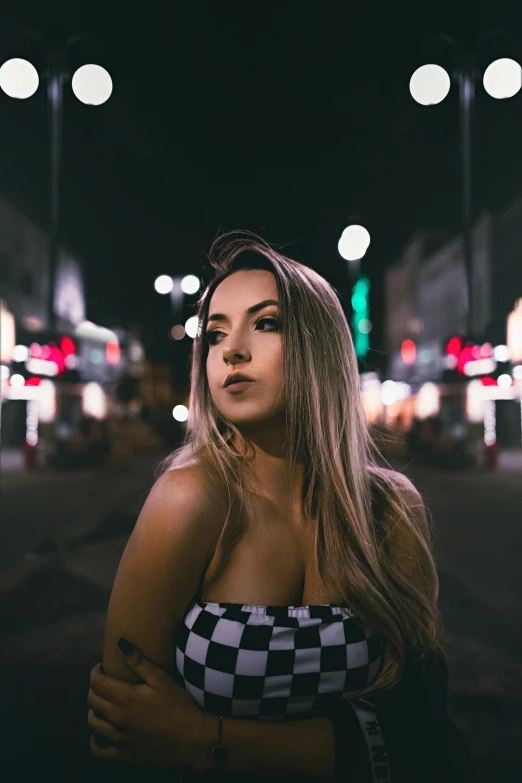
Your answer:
[100,464,227,684]
[194,711,337,781]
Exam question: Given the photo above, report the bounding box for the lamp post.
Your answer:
[0,36,113,333]
[409,40,522,340]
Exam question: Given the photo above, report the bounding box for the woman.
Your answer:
[87,232,475,781]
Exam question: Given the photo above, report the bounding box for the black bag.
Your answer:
[330,649,477,782]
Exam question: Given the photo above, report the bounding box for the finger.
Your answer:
[89,662,104,685]
[87,710,124,745]
[90,668,129,703]
[117,640,166,688]
[87,688,118,722]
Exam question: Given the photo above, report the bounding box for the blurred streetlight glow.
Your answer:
[170,324,185,341]
[381,380,398,406]
[181,275,200,295]
[415,382,440,419]
[10,374,26,388]
[0,58,39,99]
[185,316,199,339]
[338,225,371,261]
[72,64,112,105]
[497,374,512,388]
[409,64,451,105]
[154,275,173,294]
[173,404,189,422]
[483,58,522,99]
[493,344,510,362]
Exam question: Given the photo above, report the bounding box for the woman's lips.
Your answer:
[225,380,255,392]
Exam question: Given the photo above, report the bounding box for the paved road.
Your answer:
[0,453,521,781]
[0,448,167,576]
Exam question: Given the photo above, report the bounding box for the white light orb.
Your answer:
[410,64,450,106]
[82,381,107,419]
[184,315,199,339]
[338,225,371,261]
[0,58,39,99]
[483,58,522,100]
[466,379,484,423]
[415,382,440,419]
[493,344,510,362]
[72,64,112,105]
[38,379,57,423]
[181,275,200,295]
[12,344,30,363]
[173,404,189,422]
[497,374,512,388]
[154,275,174,294]
[10,373,25,388]
[381,380,398,407]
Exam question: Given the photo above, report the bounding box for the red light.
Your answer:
[106,341,121,365]
[60,336,76,356]
[401,339,416,365]
[446,336,463,356]
[47,345,66,375]
[456,344,475,375]
[25,377,42,386]
[481,377,497,386]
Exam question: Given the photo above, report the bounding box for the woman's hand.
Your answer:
[87,638,205,769]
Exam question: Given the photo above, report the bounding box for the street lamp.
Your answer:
[154,274,202,336]
[0,38,113,333]
[409,38,522,339]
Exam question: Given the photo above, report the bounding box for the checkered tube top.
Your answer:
[174,599,385,722]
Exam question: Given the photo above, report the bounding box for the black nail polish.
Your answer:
[117,637,134,656]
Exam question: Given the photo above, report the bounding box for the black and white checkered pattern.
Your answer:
[174,600,391,782]
[175,600,384,721]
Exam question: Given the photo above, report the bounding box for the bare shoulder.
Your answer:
[143,460,229,534]
[102,461,229,681]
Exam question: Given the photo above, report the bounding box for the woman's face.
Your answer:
[205,269,286,429]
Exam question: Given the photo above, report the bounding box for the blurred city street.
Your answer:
[1,4,522,782]
[0,448,521,782]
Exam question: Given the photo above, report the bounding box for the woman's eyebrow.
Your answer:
[207,299,279,324]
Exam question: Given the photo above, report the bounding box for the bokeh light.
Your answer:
[154,275,174,294]
[185,316,199,339]
[410,64,451,106]
[338,225,371,261]
[483,58,522,100]
[170,325,186,341]
[0,58,39,99]
[173,404,189,422]
[72,64,113,105]
[181,275,200,295]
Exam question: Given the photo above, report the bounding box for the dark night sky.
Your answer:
[2,1,522,366]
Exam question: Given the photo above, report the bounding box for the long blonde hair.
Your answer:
[156,231,445,696]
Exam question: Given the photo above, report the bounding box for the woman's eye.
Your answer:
[205,317,278,344]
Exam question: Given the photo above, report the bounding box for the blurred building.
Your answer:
[0,193,145,465]
[383,198,522,452]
